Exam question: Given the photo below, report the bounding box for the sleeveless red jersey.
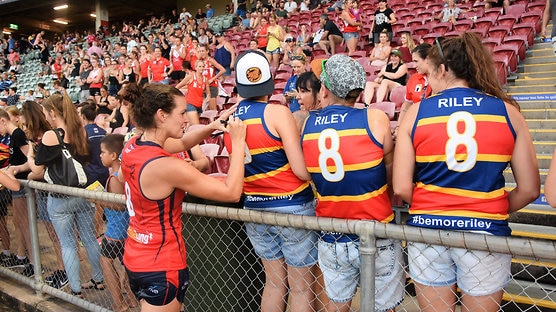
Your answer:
[121,136,187,271]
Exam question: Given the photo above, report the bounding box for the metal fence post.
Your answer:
[358,221,376,312]
[25,184,43,296]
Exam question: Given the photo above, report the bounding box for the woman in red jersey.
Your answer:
[175,60,210,125]
[393,33,540,312]
[121,84,246,312]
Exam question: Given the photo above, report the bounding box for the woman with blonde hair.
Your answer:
[397,32,416,64]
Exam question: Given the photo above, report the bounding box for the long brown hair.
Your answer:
[427,32,518,109]
[42,93,89,155]
[21,101,51,141]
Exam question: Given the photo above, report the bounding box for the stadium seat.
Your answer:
[269,93,285,104]
[422,32,443,44]
[454,19,474,32]
[413,24,432,37]
[484,7,503,19]
[488,26,509,41]
[389,85,406,110]
[432,22,453,35]
[214,155,230,174]
[369,101,396,120]
[474,16,495,31]
[492,59,508,86]
[493,45,519,73]
[200,143,221,174]
[496,15,518,28]
[504,34,528,59]
[482,37,502,51]
[519,11,542,34]
[512,23,535,47]
[506,3,527,16]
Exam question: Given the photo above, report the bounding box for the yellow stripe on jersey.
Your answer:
[249,145,282,155]
[416,154,512,163]
[243,118,262,126]
[303,128,367,140]
[244,181,311,196]
[417,114,507,127]
[244,163,291,182]
[416,182,506,199]
[307,158,383,173]
[318,184,388,202]
[409,210,509,220]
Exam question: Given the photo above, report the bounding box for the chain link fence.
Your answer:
[0,180,554,312]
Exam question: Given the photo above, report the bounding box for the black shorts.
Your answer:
[100,237,125,259]
[126,267,189,306]
[89,88,101,97]
[140,77,149,86]
[170,70,186,81]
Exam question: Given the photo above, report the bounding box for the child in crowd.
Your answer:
[98,134,137,312]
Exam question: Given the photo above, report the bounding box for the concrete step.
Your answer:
[520,63,556,73]
[516,100,554,109]
[526,47,556,58]
[526,119,556,129]
[522,56,556,65]
[534,141,556,154]
[529,129,556,141]
[512,77,556,86]
[503,280,556,311]
[507,84,556,93]
[521,108,556,119]
[507,203,556,227]
[516,70,556,79]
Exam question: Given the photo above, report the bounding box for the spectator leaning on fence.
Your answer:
[301,54,405,312]
[28,94,104,298]
[393,33,540,312]
[121,83,245,312]
[224,50,318,312]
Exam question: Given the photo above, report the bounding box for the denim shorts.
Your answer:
[408,242,511,296]
[266,47,281,55]
[11,187,25,199]
[318,238,405,310]
[186,103,203,115]
[343,32,359,41]
[126,268,190,306]
[244,200,318,267]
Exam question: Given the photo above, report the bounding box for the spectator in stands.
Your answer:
[121,83,245,312]
[6,87,20,106]
[301,53,404,312]
[38,61,51,77]
[206,4,215,19]
[433,0,475,24]
[36,83,50,99]
[197,43,225,110]
[318,14,344,55]
[276,1,289,19]
[340,0,363,56]
[265,15,285,69]
[106,58,121,96]
[485,0,510,13]
[196,8,207,20]
[283,54,307,112]
[237,0,248,17]
[368,30,392,69]
[214,32,236,78]
[76,59,92,103]
[364,48,407,104]
[148,47,173,84]
[138,45,151,86]
[296,24,312,52]
[106,93,129,131]
[395,43,432,136]
[226,50,317,312]
[396,32,416,64]
[51,57,64,80]
[87,56,104,103]
[299,0,310,11]
[254,16,270,50]
[282,36,305,65]
[0,107,36,277]
[175,60,209,125]
[393,33,540,312]
[180,7,193,23]
[87,41,104,59]
[284,0,298,14]
[541,0,556,54]
[97,85,112,116]
[327,0,344,12]
[370,0,396,44]
[97,133,138,312]
[52,80,68,97]
[169,35,187,83]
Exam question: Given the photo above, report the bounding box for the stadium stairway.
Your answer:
[503,36,556,312]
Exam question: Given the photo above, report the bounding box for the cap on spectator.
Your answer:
[173,24,181,30]
[215,32,224,37]
[317,54,365,99]
[35,94,44,99]
[235,50,274,98]
[285,36,294,42]
[390,49,402,58]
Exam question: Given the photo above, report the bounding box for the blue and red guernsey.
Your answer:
[121,136,187,272]
[302,105,393,221]
[224,100,313,208]
[410,87,516,236]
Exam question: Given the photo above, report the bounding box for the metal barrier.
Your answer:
[0,179,554,312]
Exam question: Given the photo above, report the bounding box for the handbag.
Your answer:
[44,129,88,187]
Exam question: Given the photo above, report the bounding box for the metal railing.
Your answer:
[0,179,554,312]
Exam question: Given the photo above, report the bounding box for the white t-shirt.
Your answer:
[284,1,298,13]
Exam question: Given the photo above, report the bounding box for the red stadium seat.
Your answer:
[493,45,518,73]
[488,26,509,40]
[506,3,527,16]
[493,59,508,86]
[496,15,518,28]
[432,22,453,35]
[474,16,496,30]
[454,19,474,32]
[389,85,406,110]
[444,30,461,38]
[504,34,528,58]
[484,7,503,19]
[482,37,502,51]
[512,23,535,46]
[519,11,542,34]
[369,101,396,120]
[422,32,443,44]
[413,24,432,37]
